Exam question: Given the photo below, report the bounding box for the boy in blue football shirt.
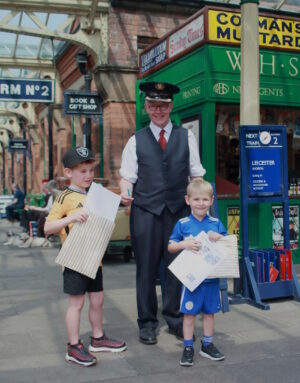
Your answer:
[168,179,226,366]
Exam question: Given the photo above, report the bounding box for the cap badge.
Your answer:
[155,83,165,90]
[76,147,89,157]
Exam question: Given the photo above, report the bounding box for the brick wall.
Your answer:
[104,6,188,188]
[109,6,187,67]
[102,101,136,187]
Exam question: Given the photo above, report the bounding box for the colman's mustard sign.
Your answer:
[208,9,300,52]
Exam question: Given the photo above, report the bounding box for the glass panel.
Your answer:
[21,12,39,29]
[0,32,16,56]
[34,12,48,25]
[5,68,21,78]
[39,39,53,59]
[16,35,41,57]
[6,11,21,26]
[47,13,69,31]
[21,69,40,79]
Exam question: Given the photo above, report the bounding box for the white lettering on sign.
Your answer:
[251,160,275,166]
[169,15,204,58]
[182,86,201,99]
[232,85,284,97]
[141,41,167,66]
[226,50,299,77]
[0,83,21,95]
[246,134,258,139]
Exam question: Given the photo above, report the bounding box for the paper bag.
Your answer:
[55,212,115,279]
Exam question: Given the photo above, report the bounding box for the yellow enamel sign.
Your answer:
[208,9,300,52]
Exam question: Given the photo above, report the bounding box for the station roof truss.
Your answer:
[0,1,109,137]
[0,0,109,77]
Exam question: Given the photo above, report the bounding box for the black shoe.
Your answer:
[200,342,225,361]
[168,326,195,341]
[139,328,157,345]
[180,346,194,366]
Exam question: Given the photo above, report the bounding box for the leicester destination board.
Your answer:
[246,131,283,196]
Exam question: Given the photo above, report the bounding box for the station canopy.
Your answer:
[0,0,299,85]
[0,0,107,81]
[0,0,299,81]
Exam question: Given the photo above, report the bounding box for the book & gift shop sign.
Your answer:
[64,91,101,116]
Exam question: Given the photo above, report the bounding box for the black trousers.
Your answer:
[6,204,22,222]
[130,204,190,330]
[20,210,48,237]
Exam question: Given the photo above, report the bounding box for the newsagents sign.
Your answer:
[0,79,54,102]
[64,91,101,115]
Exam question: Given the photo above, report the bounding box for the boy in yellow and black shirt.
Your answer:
[45,147,126,367]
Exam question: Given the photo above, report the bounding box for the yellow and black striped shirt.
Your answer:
[47,188,86,244]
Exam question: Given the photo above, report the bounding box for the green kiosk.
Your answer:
[137,5,300,264]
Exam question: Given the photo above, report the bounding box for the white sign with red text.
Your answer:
[169,15,204,58]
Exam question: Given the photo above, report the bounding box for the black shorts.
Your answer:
[63,267,103,295]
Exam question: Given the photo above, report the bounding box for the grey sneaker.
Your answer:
[89,333,127,353]
[66,341,97,366]
[200,342,225,361]
[180,346,194,366]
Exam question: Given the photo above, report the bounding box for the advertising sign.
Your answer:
[245,130,283,196]
[64,91,102,116]
[272,205,299,249]
[0,79,54,102]
[227,207,240,240]
[169,14,204,58]
[8,138,28,152]
[208,9,300,52]
[140,40,167,74]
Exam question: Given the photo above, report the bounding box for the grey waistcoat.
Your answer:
[133,125,190,215]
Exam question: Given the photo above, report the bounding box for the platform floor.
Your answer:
[0,220,300,383]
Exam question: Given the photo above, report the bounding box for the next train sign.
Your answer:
[240,126,287,197]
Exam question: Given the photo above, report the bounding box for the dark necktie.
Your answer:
[158,129,167,150]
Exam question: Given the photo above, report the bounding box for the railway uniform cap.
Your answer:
[139,81,180,103]
[62,146,95,168]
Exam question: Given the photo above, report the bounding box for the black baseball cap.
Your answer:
[62,146,95,168]
[139,81,180,103]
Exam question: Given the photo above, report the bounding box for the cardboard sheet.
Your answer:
[168,233,239,292]
[55,183,121,279]
[55,213,115,279]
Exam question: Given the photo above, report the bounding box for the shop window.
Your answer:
[215,104,300,196]
[215,104,240,195]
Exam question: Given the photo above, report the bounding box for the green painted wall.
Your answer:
[136,43,300,262]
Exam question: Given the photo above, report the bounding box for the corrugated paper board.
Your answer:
[55,212,115,279]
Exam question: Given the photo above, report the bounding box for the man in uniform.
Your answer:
[120,82,205,345]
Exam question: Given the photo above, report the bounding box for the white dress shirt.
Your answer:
[120,120,206,184]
